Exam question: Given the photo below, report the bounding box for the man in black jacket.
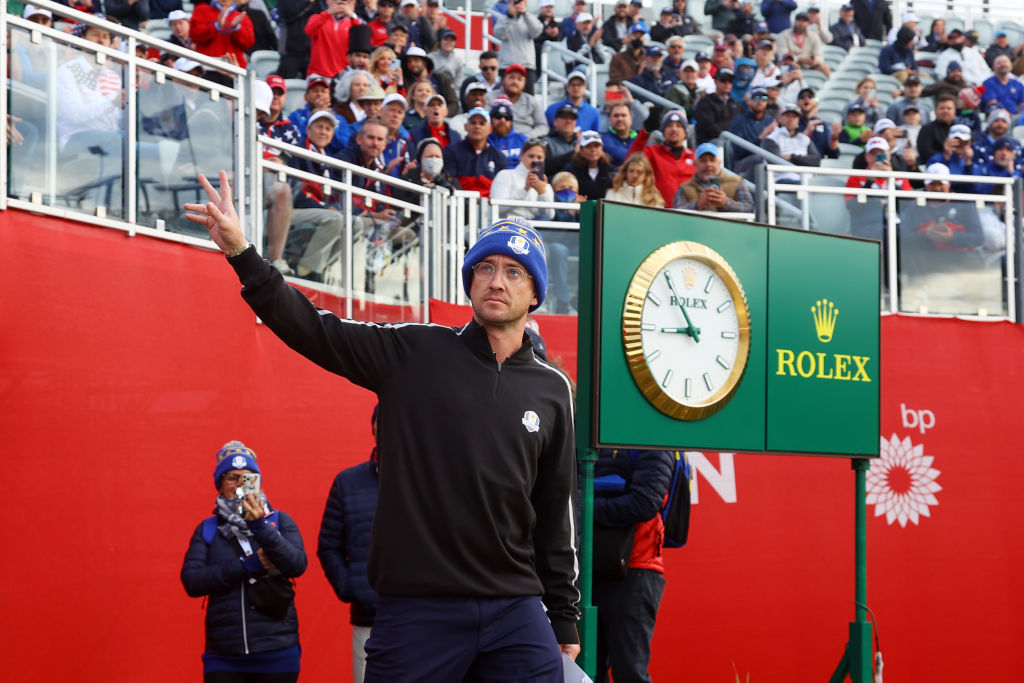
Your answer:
[543,104,580,177]
[186,176,581,683]
[277,0,326,78]
[916,93,956,165]
[693,67,740,144]
[851,0,891,42]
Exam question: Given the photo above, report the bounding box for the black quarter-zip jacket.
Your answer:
[228,247,581,643]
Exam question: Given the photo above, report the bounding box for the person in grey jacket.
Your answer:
[494,0,544,94]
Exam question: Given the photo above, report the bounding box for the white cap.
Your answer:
[580,130,603,146]
[948,124,972,141]
[901,11,919,23]
[681,59,699,71]
[539,0,555,6]
[924,162,950,179]
[405,46,428,58]
[253,81,273,116]
[576,12,594,23]
[400,0,418,6]
[567,69,588,84]
[307,110,338,129]
[873,118,896,134]
[167,9,190,22]
[23,5,52,20]
[382,92,409,111]
[173,57,202,73]
[865,136,889,153]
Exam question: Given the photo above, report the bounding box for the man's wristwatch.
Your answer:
[223,242,252,258]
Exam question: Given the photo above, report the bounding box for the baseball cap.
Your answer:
[695,142,720,158]
[901,11,919,23]
[947,60,963,73]
[439,28,457,40]
[763,77,782,88]
[174,57,202,73]
[749,86,768,98]
[306,74,330,90]
[505,63,528,76]
[794,11,809,21]
[629,22,647,33]
[426,92,446,106]
[466,106,491,122]
[382,92,409,111]
[713,40,729,52]
[949,29,964,37]
[660,6,673,14]
[567,69,588,84]
[988,109,1012,125]
[466,81,489,94]
[993,137,1017,151]
[166,9,189,21]
[779,102,800,115]
[576,12,594,23]
[555,103,579,119]
[266,74,287,93]
[757,39,774,50]
[539,0,554,6]
[905,75,921,85]
[755,20,769,33]
[965,30,979,43]
[995,30,1008,38]
[306,110,337,130]
[903,102,920,112]
[489,101,513,119]
[865,137,889,153]
[840,3,853,9]
[400,0,417,6]
[716,67,735,81]
[646,45,665,58]
[681,59,699,71]
[580,130,603,146]
[924,162,950,178]
[661,109,687,129]
[253,81,273,116]
[695,51,711,62]
[948,124,972,141]
[797,87,815,99]
[873,118,896,134]
[848,103,865,113]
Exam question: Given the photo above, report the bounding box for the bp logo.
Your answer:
[866,434,942,527]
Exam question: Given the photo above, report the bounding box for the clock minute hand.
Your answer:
[663,272,701,342]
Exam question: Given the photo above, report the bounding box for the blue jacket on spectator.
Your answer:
[972,158,1023,194]
[729,109,775,161]
[442,137,508,195]
[981,76,1024,116]
[317,452,380,627]
[760,0,796,33]
[288,144,343,210]
[878,42,917,76]
[409,121,463,149]
[973,134,1021,166]
[927,151,976,192]
[545,98,602,132]
[802,114,840,159]
[629,68,672,102]
[488,129,529,167]
[602,128,637,169]
[346,119,412,176]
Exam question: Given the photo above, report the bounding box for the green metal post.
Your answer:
[578,446,598,678]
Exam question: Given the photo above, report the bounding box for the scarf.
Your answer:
[214,492,271,542]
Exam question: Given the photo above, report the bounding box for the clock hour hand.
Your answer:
[663,272,701,342]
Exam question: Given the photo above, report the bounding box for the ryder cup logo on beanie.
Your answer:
[213,440,260,489]
[462,217,549,311]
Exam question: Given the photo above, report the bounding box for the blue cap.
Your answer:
[489,101,513,119]
[755,20,769,32]
[995,30,1008,38]
[646,45,665,57]
[696,142,720,158]
[213,441,261,490]
[660,6,673,13]
[462,217,549,311]
[947,60,962,73]
[629,22,647,33]
[466,106,491,122]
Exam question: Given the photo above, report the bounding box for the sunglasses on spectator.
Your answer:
[750,94,768,101]
[480,65,498,71]
[491,115,512,121]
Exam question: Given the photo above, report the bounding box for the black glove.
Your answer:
[644,105,663,133]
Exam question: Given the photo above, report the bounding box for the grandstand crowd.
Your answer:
[7,0,1024,311]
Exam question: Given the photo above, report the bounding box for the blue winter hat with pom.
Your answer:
[213,441,261,489]
[462,216,548,311]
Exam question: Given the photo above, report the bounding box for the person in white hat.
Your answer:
[844,136,912,241]
[763,101,821,183]
[165,9,192,50]
[886,10,927,49]
[926,123,976,189]
[564,11,604,73]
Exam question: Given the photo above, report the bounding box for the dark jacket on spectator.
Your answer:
[916,119,951,164]
[760,0,796,34]
[630,67,673,102]
[534,19,563,70]
[391,15,437,52]
[288,142,343,209]
[830,19,866,50]
[241,5,279,54]
[878,35,917,75]
[564,157,615,200]
[542,131,577,178]
[105,0,149,31]
[729,110,773,160]
[318,454,380,627]
[148,0,182,20]
[802,115,840,159]
[565,30,605,73]
[277,0,324,77]
[442,138,507,197]
[851,0,891,42]
[703,0,736,33]
[694,92,741,144]
[601,16,631,53]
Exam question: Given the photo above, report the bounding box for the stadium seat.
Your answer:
[248,50,280,79]
[944,16,965,33]
[284,80,306,115]
[808,174,852,235]
[838,142,863,156]
[972,19,995,46]
[1012,125,1024,142]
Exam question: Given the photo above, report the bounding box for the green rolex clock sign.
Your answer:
[576,201,879,458]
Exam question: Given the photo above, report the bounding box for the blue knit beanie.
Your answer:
[462,217,548,311]
[213,440,261,489]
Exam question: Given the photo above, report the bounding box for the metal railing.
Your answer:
[538,41,599,110]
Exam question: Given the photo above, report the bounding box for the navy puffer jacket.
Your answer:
[181,510,307,656]
[317,453,379,626]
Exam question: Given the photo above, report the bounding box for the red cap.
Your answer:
[505,64,527,77]
[266,75,287,94]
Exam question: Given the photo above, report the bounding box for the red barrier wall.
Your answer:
[1,210,1021,681]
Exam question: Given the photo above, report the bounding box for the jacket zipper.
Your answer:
[241,581,250,654]
[494,361,502,395]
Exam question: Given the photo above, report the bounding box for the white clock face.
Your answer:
[639,257,742,407]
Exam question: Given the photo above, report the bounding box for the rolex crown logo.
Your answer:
[682,264,697,289]
[811,299,839,343]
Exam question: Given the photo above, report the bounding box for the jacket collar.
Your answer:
[458,319,536,365]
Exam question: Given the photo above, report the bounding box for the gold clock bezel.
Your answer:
[622,240,751,421]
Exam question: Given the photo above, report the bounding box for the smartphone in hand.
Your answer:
[531,160,546,179]
[708,176,721,189]
[236,472,261,501]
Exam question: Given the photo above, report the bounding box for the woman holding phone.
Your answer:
[181,441,307,683]
[369,46,404,95]
[488,138,555,220]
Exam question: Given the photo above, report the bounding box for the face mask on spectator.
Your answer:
[421,157,444,176]
[555,189,578,202]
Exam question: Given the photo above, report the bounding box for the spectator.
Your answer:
[389,136,463,248]
[542,104,580,177]
[879,26,918,83]
[545,69,600,132]
[631,46,673,102]
[403,46,458,112]
[777,12,830,78]
[442,107,508,196]
[602,102,638,170]
[346,24,374,72]
[923,18,947,53]
[357,0,380,22]
[289,111,348,282]
[693,67,741,144]
[665,59,702,119]
[922,61,969,100]
[917,94,957,163]
[487,63,547,137]
[694,51,716,93]
[591,449,674,683]
[163,9,193,51]
[625,0,648,32]
[661,36,687,85]
[853,118,919,177]
[973,138,1023,193]
[985,30,1024,71]
[900,103,923,149]
[305,0,362,78]
[429,29,465,85]
[670,0,702,35]
[704,0,738,33]
[487,99,529,166]
[653,7,691,44]
[393,0,436,52]
[606,153,665,206]
[410,92,462,148]
[287,75,332,145]
[449,81,489,137]
[318,407,381,683]
[373,92,413,176]
[851,0,890,42]
[235,0,278,55]
[608,24,648,85]
[982,56,1024,119]
[181,441,307,683]
[935,30,991,87]
[796,87,840,160]
[829,3,865,51]
[844,136,911,241]
[277,0,324,77]
[842,77,881,126]
[899,163,984,274]
[674,141,754,212]
[425,0,447,36]
[886,75,933,125]
[885,10,926,48]
[336,117,399,245]
[838,103,871,146]
[369,46,404,94]
[561,0,588,39]
[494,0,544,94]
[332,70,375,150]
[760,0,795,34]
[602,0,632,52]
[403,79,435,131]
[367,0,395,46]
[710,39,734,76]
[565,12,605,73]
[490,138,555,221]
[384,21,409,55]
[725,1,757,38]
[535,5,564,70]
[973,109,1019,165]
[546,171,582,312]
[190,0,255,68]
[730,55,758,105]
[729,85,776,162]
[563,130,615,199]
[627,109,696,205]
[926,124,977,192]
[254,80,301,274]
[805,6,833,44]
[459,51,502,105]
[105,0,150,32]
[149,0,183,20]
[762,101,821,183]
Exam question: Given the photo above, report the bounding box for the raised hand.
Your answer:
[184,171,247,252]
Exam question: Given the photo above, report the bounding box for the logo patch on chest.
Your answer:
[521,410,540,433]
